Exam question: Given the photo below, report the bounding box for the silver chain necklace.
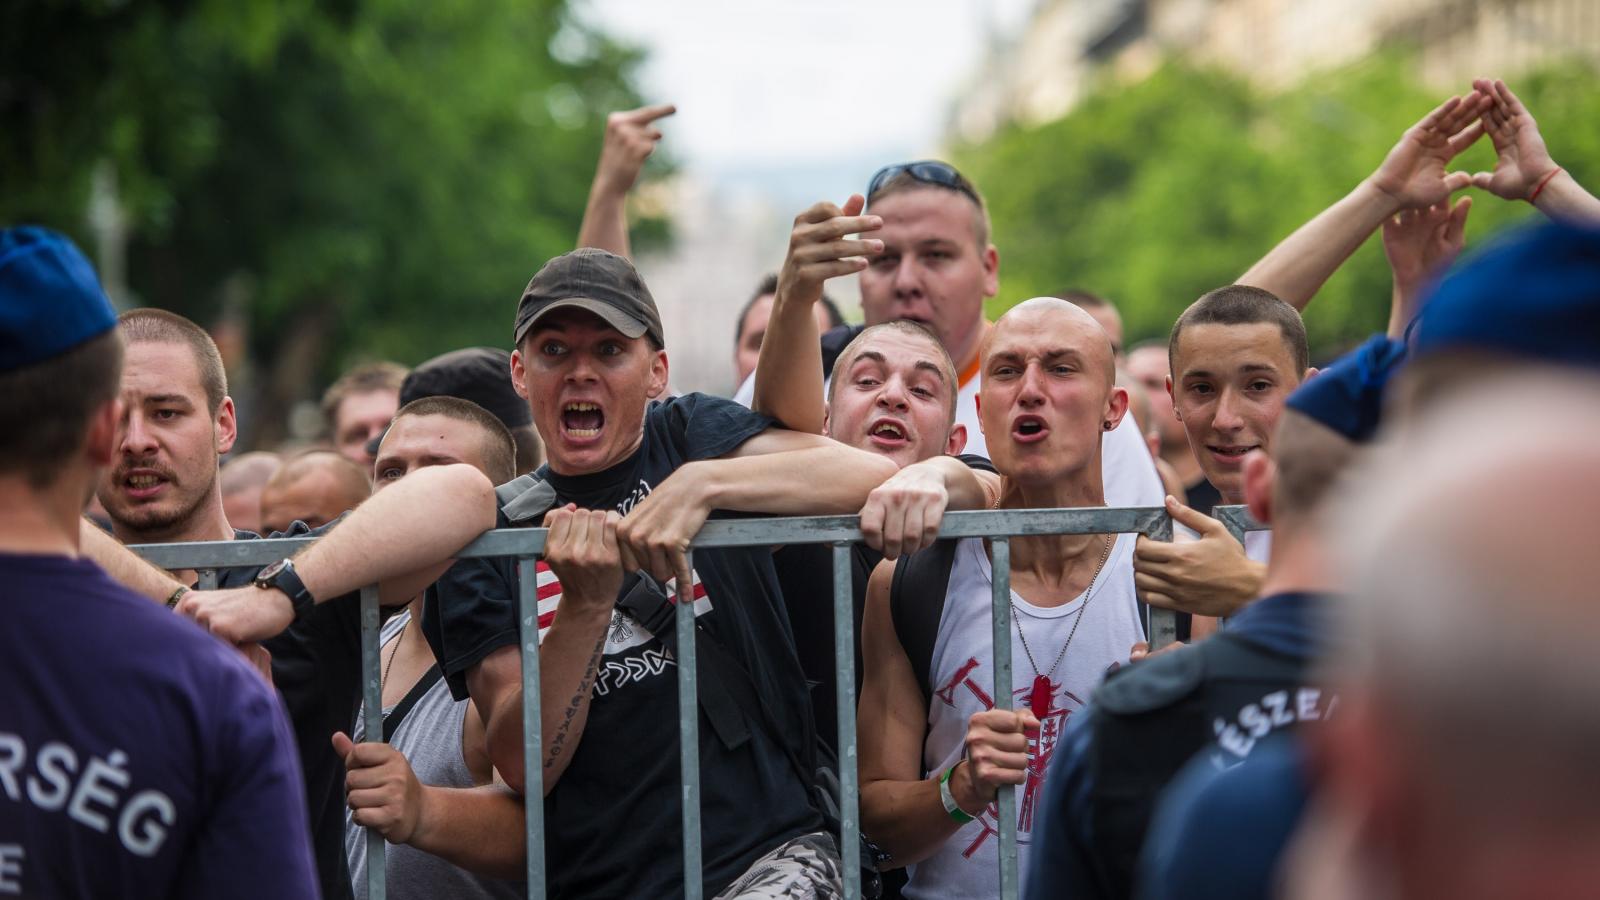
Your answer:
[1011,533,1114,711]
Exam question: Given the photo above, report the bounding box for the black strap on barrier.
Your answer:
[382,664,444,742]
[614,572,753,752]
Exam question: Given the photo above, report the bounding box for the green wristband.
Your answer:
[939,764,976,824]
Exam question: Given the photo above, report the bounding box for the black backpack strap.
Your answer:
[381,664,445,742]
[889,538,960,707]
[612,572,753,753]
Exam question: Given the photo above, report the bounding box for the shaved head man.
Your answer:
[1297,375,1600,900]
[861,297,1146,899]
[258,450,372,534]
[219,451,281,534]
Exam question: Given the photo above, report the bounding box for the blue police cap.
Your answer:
[0,226,117,373]
[1411,218,1600,371]
[1286,334,1406,444]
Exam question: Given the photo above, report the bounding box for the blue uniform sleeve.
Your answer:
[177,659,318,900]
[1136,738,1309,900]
[1025,708,1112,900]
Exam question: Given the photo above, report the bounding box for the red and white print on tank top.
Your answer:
[904,535,1145,900]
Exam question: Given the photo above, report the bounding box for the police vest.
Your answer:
[1084,633,1330,898]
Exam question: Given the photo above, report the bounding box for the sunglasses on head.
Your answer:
[866,160,981,206]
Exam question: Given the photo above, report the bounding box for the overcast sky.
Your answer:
[582,0,1035,206]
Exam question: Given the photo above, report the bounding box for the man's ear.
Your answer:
[821,404,833,438]
[215,397,238,456]
[973,393,986,438]
[509,349,530,400]
[1165,374,1180,421]
[1145,430,1162,461]
[1243,449,1275,525]
[1303,366,1319,383]
[945,423,968,456]
[84,398,122,468]
[981,244,1000,299]
[647,349,670,399]
[1103,386,1130,433]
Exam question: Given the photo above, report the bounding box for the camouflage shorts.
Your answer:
[715,831,843,900]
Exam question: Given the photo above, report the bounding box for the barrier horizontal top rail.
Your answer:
[129,506,1174,570]
[1213,504,1270,545]
[128,504,1176,900]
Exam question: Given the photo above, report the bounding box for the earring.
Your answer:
[1103,422,1112,431]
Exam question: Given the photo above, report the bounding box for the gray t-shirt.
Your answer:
[345,611,523,900]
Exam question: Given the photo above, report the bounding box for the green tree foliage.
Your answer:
[955,55,1600,356]
[3,0,657,442]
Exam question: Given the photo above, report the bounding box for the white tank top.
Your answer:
[905,535,1146,900]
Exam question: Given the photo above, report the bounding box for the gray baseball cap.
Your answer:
[513,248,665,349]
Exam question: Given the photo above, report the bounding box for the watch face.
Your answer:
[256,559,288,587]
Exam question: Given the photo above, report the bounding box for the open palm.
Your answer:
[1370,92,1488,208]
[1471,78,1559,201]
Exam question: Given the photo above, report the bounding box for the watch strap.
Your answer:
[260,559,315,620]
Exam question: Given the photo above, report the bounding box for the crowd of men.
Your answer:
[4,77,1600,900]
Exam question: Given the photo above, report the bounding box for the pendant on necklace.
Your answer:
[1029,674,1053,722]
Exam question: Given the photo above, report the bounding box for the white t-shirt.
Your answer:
[905,536,1146,900]
[733,367,1165,508]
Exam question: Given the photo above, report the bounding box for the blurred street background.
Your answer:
[5,0,1597,451]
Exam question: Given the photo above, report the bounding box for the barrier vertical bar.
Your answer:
[1144,514,1179,652]
[516,556,546,899]
[359,584,386,900]
[832,542,860,900]
[989,537,1019,900]
[677,550,703,900]
[196,569,217,590]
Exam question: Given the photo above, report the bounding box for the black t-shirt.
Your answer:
[777,453,996,755]
[423,393,821,899]
[1183,476,1222,517]
[213,521,361,900]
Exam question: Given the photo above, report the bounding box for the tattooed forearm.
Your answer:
[544,631,608,770]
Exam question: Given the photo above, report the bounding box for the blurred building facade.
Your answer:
[951,0,1600,142]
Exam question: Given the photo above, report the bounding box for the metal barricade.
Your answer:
[132,505,1178,900]
[1213,504,1270,546]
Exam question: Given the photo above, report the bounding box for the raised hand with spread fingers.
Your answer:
[1381,196,1472,337]
[1469,78,1600,223]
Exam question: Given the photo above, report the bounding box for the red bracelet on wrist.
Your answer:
[1529,167,1563,205]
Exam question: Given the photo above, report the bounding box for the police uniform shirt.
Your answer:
[0,552,316,898]
[1023,591,1333,900]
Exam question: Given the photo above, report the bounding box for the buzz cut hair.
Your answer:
[0,329,123,488]
[391,395,516,485]
[829,320,959,429]
[1168,285,1310,375]
[118,308,229,414]
[866,170,993,250]
[321,361,408,431]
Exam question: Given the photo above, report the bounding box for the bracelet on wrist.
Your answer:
[939,763,977,824]
[165,585,189,610]
[1529,167,1563,205]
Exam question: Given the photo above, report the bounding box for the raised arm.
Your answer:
[857,560,1035,867]
[616,429,897,584]
[181,463,496,643]
[1380,197,1471,338]
[1238,91,1489,310]
[751,196,882,431]
[1469,78,1600,225]
[576,104,675,258]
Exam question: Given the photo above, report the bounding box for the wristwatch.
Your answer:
[254,558,315,621]
[939,764,976,824]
